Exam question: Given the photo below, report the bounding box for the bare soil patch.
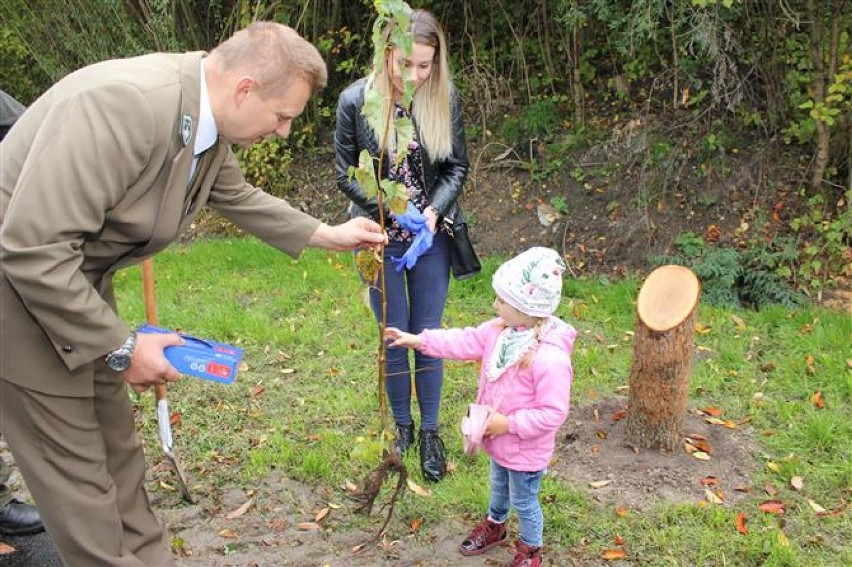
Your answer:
[551,396,758,512]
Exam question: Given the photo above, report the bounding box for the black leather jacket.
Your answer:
[334,78,469,225]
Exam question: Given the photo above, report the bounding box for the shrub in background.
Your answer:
[653,231,806,310]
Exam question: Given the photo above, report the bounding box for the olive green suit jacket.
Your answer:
[0,52,320,396]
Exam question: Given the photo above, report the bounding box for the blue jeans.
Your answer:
[369,231,451,430]
[488,459,545,548]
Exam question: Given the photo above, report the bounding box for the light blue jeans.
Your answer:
[488,459,545,547]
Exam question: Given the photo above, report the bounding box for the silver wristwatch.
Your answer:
[105,330,138,372]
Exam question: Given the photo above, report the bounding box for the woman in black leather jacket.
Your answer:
[334,9,468,482]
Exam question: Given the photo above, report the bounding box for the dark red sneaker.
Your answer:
[507,539,542,566]
[459,516,508,556]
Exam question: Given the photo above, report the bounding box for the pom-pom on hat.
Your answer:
[492,247,566,317]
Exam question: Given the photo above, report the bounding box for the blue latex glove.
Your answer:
[390,203,434,272]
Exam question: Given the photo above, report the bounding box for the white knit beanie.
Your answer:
[492,247,566,317]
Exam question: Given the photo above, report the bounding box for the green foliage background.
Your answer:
[1,0,850,299]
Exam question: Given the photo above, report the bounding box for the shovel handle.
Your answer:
[142,259,168,403]
[142,259,158,325]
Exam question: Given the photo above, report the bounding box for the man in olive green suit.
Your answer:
[0,89,46,539]
[0,23,384,566]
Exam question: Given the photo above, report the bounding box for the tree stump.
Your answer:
[624,265,701,451]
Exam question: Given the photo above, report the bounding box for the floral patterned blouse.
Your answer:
[386,103,428,243]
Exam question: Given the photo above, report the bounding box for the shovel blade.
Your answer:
[156,398,194,503]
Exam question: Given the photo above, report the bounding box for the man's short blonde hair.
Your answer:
[211,22,327,96]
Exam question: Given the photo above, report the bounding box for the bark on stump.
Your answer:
[624,265,701,452]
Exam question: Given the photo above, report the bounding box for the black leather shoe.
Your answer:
[419,429,446,482]
[0,499,45,536]
[394,422,416,456]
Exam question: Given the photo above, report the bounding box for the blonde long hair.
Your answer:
[369,9,453,160]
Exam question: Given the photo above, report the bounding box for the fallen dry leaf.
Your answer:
[610,409,627,422]
[692,451,711,461]
[766,461,781,473]
[601,548,627,560]
[764,483,779,496]
[700,476,719,487]
[735,513,748,535]
[695,322,712,334]
[804,354,816,374]
[251,385,265,397]
[614,533,625,546]
[297,522,322,531]
[703,417,740,429]
[778,532,790,547]
[410,517,422,533]
[314,507,330,523]
[810,390,825,409]
[351,542,368,553]
[818,499,851,517]
[218,528,238,538]
[705,489,724,505]
[730,314,746,329]
[225,497,254,519]
[343,480,359,493]
[806,499,827,514]
[701,406,724,417]
[589,479,613,489]
[406,478,433,497]
[687,433,709,441]
[790,476,804,491]
[615,507,629,518]
[758,499,785,515]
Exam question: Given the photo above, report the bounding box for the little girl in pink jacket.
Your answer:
[386,247,576,567]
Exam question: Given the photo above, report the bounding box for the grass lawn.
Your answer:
[113,237,850,566]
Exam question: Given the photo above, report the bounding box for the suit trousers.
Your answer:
[0,451,12,507]
[0,369,175,566]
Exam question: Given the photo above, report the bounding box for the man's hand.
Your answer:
[308,218,386,251]
[122,332,184,393]
[384,327,422,349]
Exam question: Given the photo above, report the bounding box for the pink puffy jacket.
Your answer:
[419,317,576,472]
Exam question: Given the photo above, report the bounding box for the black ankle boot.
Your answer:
[394,422,416,456]
[0,499,44,536]
[419,428,446,482]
